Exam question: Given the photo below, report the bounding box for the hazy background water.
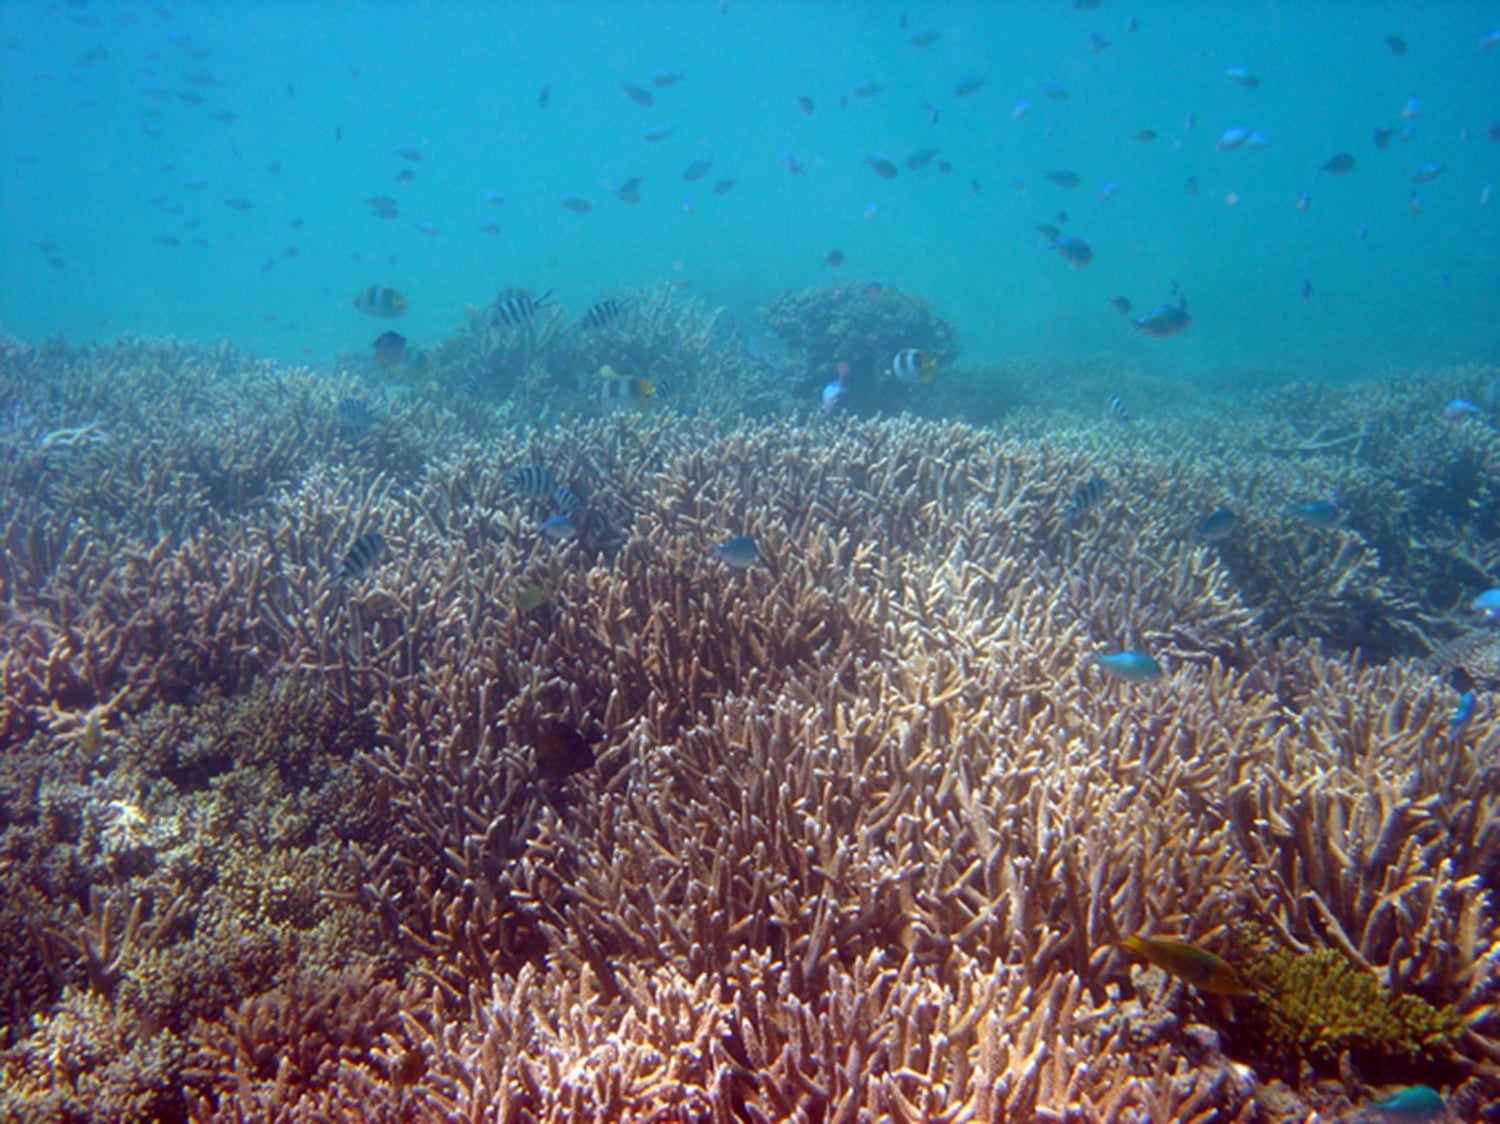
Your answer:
[2,0,1496,382]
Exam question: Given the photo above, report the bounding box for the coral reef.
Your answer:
[0,333,1498,1121]
[762,282,962,414]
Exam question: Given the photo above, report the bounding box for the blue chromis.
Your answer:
[1092,651,1163,682]
[540,514,576,540]
[1471,588,1500,619]
[1191,507,1238,544]
[371,330,406,368]
[1352,1086,1446,1123]
[713,535,759,568]
[353,285,408,319]
[1286,499,1340,527]
[1450,691,1477,741]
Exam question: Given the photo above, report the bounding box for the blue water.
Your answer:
[2,1,1497,380]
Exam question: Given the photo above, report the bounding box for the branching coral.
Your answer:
[3,333,1500,1121]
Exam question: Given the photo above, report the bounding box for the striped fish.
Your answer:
[338,531,386,581]
[889,347,937,384]
[580,299,623,331]
[491,288,553,328]
[1062,475,1109,522]
[552,484,584,512]
[1107,393,1130,424]
[504,465,555,497]
[334,397,381,440]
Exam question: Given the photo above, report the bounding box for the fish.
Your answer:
[353,285,408,319]
[533,717,595,780]
[651,69,685,87]
[552,485,584,512]
[642,125,673,142]
[936,160,953,174]
[225,197,252,210]
[504,465,555,497]
[1483,183,1494,205]
[1045,169,1081,188]
[1098,180,1120,201]
[1471,588,1500,620]
[1450,691,1478,741]
[797,94,815,115]
[822,372,848,413]
[539,514,576,540]
[909,29,941,47]
[371,330,406,368]
[953,76,985,97]
[1039,82,1069,100]
[485,189,505,206]
[337,531,386,582]
[1117,935,1247,994]
[1192,508,1238,544]
[864,155,898,179]
[1062,475,1109,522]
[1217,126,1254,151]
[1107,393,1130,422]
[858,280,883,297]
[1012,99,1031,120]
[905,149,939,171]
[581,299,623,330]
[492,289,553,327]
[608,177,643,204]
[1373,125,1393,149]
[1409,162,1445,184]
[515,584,550,614]
[538,85,550,107]
[1086,33,1110,54]
[1286,500,1340,527]
[334,397,381,440]
[599,365,654,410]
[1385,35,1408,56]
[1093,652,1164,683]
[713,535,759,568]
[1320,152,1356,175]
[851,80,882,99]
[1482,29,1500,52]
[1133,297,1190,338]
[713,178,737,194]
[621,81,653,106]
[1401,97,1421,119]
[683,158,713,181]
[1109,296,1132,316]
[889,348,937,384]
[1351,1086,1447,1123]
[1443,399,1482,421]
[1133,129,1157,143]
[1225,67,1260,89]
[395,144,421,162]
[779,151,807,174]
[824,249,844,268]
[1050,235,1092,269]
[478,219,501,235]
[1297,188,1311,212]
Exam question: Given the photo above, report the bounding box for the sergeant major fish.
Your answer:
[353,285,407,318]
[338,531,386,581]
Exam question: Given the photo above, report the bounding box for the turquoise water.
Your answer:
[2,1,1496,379]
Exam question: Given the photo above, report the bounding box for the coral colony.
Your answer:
[1,289,1499,1121]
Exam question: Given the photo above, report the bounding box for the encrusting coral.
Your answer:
[0,332,1498,1121]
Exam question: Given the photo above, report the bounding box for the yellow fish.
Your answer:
[1117,935,1249,995]
[353,285,408,319]
[516,584,550,614]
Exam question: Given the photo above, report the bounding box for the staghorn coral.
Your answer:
[3,333,1500,1120]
